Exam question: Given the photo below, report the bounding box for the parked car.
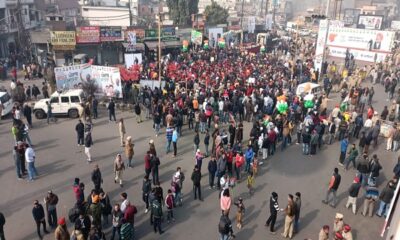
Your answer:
[0,91,13,117]
[33,89,84,119]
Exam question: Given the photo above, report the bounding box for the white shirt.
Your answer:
[25,147,35,163]
[218,101,224,111]
[121,199,129,213]
[364,119,373,128]
[15,110,21,120]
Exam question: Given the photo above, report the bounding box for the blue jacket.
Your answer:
[340,139,348,152]
[245,148,254,162]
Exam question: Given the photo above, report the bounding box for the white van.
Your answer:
[296,83,322,97]
[0,91,13,117]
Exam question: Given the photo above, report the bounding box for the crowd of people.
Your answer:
[2,31,400,240]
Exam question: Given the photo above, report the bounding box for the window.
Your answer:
[50,97,58,103]
[70,96,80,103]
[0,93,11,103]
[61,96,69,103]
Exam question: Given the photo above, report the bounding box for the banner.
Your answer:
[51,31,76,50]
[100,26,123,42]
[125,27,145,40]
[326,27,395,62]
[76,26,100,43]
[124,53,143,68]
[208,28,223,48]
[55,64,123,98]
[247,17,256,33]
[391,20,400,30]
[357,15,383,30]
[191,30,202,45]
[326,27,395,53]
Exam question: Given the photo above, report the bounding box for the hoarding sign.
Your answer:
[326,27,395,62]
[391,20,400,30]
[76,26,100,43]
[357,15,384,30]
[55,64,123,98]
[51,31,76,46]
[208,28,223,48]
[100,26,123,42]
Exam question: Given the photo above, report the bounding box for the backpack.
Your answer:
[151,200,162,217]
[218,216,230,234]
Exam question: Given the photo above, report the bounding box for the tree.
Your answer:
[204,2,229,25]
[166,0,198,25]
[81,78,99,98]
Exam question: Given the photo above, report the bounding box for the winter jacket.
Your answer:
[32,204,45,221]
[54,225,70,240]
[124,205,137,225]
[91,169,102,186]
[75,123,84,137]
[217,157,227,173]
[208,160,217,174]
[380,184,395,203]
[348,182,361,197]
[340,139,349,152]
[357,158,370,174]
[329,173,341,191]
[84,134,93,148]
[165,194,174,210]
[269,196,280,214]
[369,160,382,178]
[191,170,201,185]
[88,203,102,226]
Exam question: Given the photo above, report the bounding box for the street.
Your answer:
[0,78,396,240]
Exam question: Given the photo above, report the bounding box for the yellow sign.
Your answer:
[51,31,76,46]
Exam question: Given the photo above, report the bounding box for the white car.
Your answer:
[0,91,13,117]
[33,89,85,119]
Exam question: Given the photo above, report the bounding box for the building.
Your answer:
[79,0,138,26]
[0,0,44,59]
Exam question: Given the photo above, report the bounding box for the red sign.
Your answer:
[76,26,100,43]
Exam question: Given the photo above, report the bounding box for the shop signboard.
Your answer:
[357,15,384,30]
[76,26,100,43]
[100,26,123,42]
[51,31,76,50]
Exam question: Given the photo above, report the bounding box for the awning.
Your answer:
[164,40,181,48]
[122,42,145,51]
[145,41,163,50]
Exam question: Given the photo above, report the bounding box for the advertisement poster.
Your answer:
[191,30,203,45]
[76,26,100,43]
[391,21,400,30]
[208,28,223,48]
[100,26,123,42]
[50,31,76,50]
[55,64,122,98]
[124,53,143,68]
[326,27,394,62]
[125,27,145,40]
[357,15,384,30]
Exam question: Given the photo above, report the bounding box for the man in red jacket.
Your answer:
[144,151,152,178]
[124,201,138,233]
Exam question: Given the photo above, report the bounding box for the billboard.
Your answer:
[208,28,223,48]
[357,15,384,30]
[100,26,123,42]
[125,27,145,40]
[326,27,395,62]
[55,64,122,98]
[76,26,100,43]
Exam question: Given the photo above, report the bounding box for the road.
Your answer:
[0,78,396,240]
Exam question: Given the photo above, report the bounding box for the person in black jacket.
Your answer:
[142,176,152,213]
[265,192,282,234]
[345,177,361,214]
[204,130,210,157]
[23,103,32,127]
[108,99,116,122]
[219,211,234,239]
[376,180,395,217]
[323,168,341,207]
[74,212,91,239]
[0,212,5,240]
[208,157,217,189]
[191,166,202,201]
[84,132,93,162]
[357,154,370,187]
[193,131,200,153]
[32,200,49,239]
[91,164,103,192]
[368,154,382,185]
[229,122,236,147]
[75,120,85,146]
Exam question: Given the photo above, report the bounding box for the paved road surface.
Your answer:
[0,79,396,240]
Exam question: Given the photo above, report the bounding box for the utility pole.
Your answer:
[260,0,264,17]
[325,0,330,17]
[128,0,133,26]
[240,0,245,29]
[158,13,162,88]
